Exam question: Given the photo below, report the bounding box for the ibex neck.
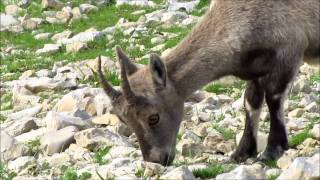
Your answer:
[163,16,234,99]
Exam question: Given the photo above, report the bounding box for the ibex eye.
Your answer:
[148,114,160,126]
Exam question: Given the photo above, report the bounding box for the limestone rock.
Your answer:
[216,164,266,180]
[167,0,200,13]
[36,44,61,55]
[277,153,320,180]
[288,108,305,118]
[0,14,20,27]
[21,19,38,30]
[15,127,47,143]
[8,156,36,174]
[5,5,23,16]
[51,30,73,42]
[57,31,103,45]
[7,105,42,120]
[4,117,37,137]
[1,131,28,162]
[45,110,92,131]
[34,33,53,40]
[311,123,320,140]
[41,0,64,9]
[79,4,98,13]
[40,126,79,155]
[66,42,87,53]
[74,128,133,151]
[160,166,195,180]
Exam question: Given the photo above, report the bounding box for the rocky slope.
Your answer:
[1,0,319,179]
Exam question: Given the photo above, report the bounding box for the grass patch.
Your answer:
[204,80,245,95]
[212,124,235,140]
[268,174,279,180]
[191,0,211,16]
[310,73,320,84]
[205,83,232,94]
[0,162,16,180]
[161,26,192,49]
[192,163,234,179]
[39,4,153,34]
[93,146,112,165]
[0,31,50,50]
[192,164,224,179]
[261,159,277,168]
[26,138,41,156]
[61,167,92,180]
[288,130,313,148]
[0,93,13,111]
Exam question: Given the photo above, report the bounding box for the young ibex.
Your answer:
[98,0,319,165]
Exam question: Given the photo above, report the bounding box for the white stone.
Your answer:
[74,128,133,151]
[103,146,136,161]
[45,111,92,131]
[311,124,320,140]
[277,153,320,180]
[5,5,23,16]
[167,0,200,12]
[79,4,98,13]
[7,105,42,120]
[57,31,103,45]
[160,166,195,180]
[1,131,28,162]
[288,108,305,118]
[216,164,266,180]
[4,117,37,137]
[51,30,73,42]
[15,127,47,143]
[0,13,19,27]
[36,44,61,55]
[66,42,87,53]
[34,33,52,40]
[40,126,79,155]
[8,156,36,173]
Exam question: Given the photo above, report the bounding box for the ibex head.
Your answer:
[97,46,184,165]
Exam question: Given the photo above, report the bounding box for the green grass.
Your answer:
[268,174,280,180]
[289,117,319,148]
[212,124,235,140]
[261,159,277,168]
[0,31,50,50]
[310,73,320,84]
[205,83,232,94]
[288,129,313,148]
[192,163,234,179]
[61,167,92,180]
[160,26,192,49]
[0,93,13,111]
[39,4,153,34]
[0,162,16,180]
[204,80,246,95]
[93,146,112,165]
[191,0,211,16]
[26,138,41,156]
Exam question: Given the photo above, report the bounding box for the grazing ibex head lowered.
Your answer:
[98,0,319,166]
[97,47,184,165]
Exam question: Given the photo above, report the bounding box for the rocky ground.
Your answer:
[1,0,319,180]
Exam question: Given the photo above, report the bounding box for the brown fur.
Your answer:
[99,0,319,165]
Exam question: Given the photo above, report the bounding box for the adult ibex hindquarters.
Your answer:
[98,0,320,165]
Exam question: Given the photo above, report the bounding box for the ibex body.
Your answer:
[98,0,320,165]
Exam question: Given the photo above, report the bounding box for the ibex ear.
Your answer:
[115,46,138,76]
[149,53,167,88]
